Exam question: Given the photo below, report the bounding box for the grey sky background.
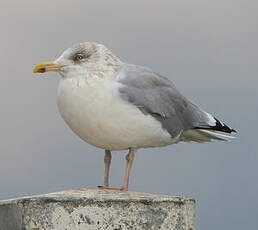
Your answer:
[1,0,257,229]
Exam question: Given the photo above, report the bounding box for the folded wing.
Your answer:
[117,63,235,142]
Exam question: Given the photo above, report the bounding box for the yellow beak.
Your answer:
[33,62,62,73]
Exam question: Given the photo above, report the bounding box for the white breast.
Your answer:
[57,76,174,150]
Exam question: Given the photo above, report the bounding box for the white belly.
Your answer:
[57,77,174,150]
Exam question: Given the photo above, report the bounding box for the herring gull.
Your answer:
[33,42,236,191]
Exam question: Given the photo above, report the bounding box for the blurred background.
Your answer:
[1,0,257,229]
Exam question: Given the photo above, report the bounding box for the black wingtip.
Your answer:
[212,117,236,134]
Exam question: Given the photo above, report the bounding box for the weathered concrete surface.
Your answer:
[0,189,195,230]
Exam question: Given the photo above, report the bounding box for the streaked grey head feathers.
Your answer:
[54,42,121,78]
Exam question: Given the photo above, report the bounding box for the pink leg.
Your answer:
[104,150,112,188]
[121,148,135,191]
[98,148,135,191]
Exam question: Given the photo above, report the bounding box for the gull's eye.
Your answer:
[74,53,85,61]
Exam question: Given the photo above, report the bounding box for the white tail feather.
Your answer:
[181,129,235,143]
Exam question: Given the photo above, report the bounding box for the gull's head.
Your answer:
[33,42,121,78]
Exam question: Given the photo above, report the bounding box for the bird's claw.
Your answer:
[97,186,128,191]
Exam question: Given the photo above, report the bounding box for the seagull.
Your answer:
[33,42,236,191]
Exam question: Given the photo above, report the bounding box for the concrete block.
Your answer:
[0,189,195,230]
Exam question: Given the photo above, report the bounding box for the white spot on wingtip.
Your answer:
[206,112,216,126]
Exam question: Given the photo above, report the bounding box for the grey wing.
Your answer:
[117,63,214,138]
